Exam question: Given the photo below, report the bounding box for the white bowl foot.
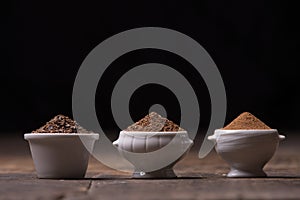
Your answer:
[132,168,176,179]
[227,168,267,178]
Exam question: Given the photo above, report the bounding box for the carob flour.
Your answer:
[222,112,271,130]
[125,112,185,132]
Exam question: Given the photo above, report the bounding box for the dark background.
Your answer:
[3,1,299,136]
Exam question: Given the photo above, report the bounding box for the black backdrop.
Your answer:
[3,1,299,135]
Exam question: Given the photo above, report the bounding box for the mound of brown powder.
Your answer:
[32,115,90,133]
[125,112,185,132]
[222,112,271,130]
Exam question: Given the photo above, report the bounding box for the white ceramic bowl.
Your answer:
[208,129,285,177]
[24,133,99,179]
[113,131,193,178]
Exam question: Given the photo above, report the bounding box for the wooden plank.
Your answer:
[0,173,91,200]
[87,178,300,200]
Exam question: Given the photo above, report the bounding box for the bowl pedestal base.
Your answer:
[227,168,267,178]
[132,167,177,179]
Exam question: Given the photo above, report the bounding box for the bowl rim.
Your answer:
[120,130,188,136]
[24,133,99,140]
[214,129,278,134]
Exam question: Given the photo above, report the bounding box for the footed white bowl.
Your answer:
[208,129,285,177]
[24,133,99,179]
[113,131,193,178]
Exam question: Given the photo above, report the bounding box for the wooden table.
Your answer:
[0,133,299,200]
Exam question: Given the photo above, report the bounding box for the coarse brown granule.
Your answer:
[125,112,185,132]
[222,112,271,130]
[32,114,91,133]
